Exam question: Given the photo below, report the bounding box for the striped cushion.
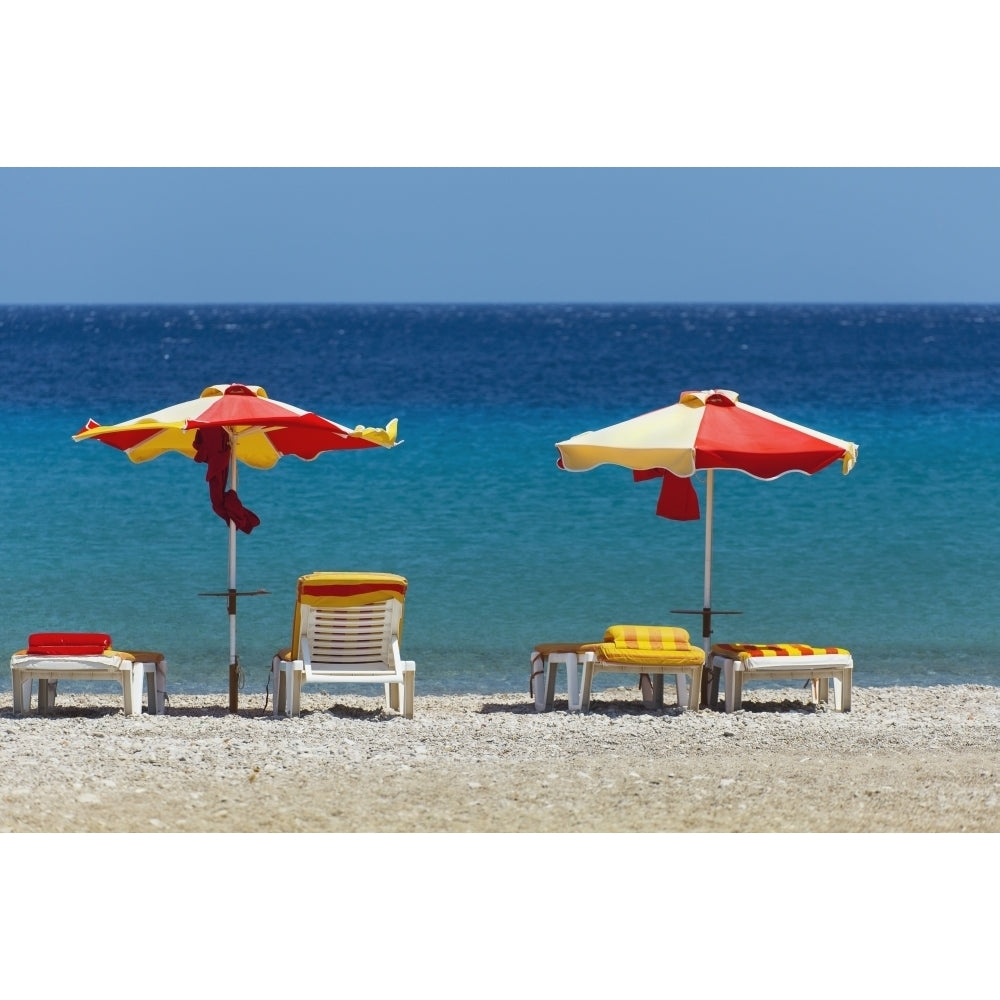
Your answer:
[712,642,850,662]
[584,626,704,667]
[604,625,693,650]
[581,642,706,667]
[297,572,408,608]
[289,572,409,659]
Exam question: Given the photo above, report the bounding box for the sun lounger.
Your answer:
[709,642,853,713]
[10,633,168,716]
[272,572,415,718]
[576,625,706,712]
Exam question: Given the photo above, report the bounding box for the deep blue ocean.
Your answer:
[2,303,999,698]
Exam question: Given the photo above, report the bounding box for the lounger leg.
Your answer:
[835,670,852,711]
[644,674,665,710]
[271,657,285,717]
[143,664,157,714]
[708,666,721,708]
[639,673,654,706]
[580,654,595,712]
[402,664,415,719]
[120,668,142,716]
[38,679,55,712]
[290,664,304,717]
[566,653,581,712]
[732,670,744,711]
[815,678,829,705]
[530,652,546,712]
[279,663,292,717]
[686,666,703,711]
[155,660,167,714]
[12,670,30,714]
[723,659,742,713]
[544,658,557,711]
[676,674,689,708]
[387,680,400,713]
[813,675,843,712]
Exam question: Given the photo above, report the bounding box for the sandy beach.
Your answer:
[1,681,998,833]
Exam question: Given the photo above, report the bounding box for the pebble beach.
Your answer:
[2,682,998,833]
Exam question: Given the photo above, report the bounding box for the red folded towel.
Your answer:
[26,632,113,656]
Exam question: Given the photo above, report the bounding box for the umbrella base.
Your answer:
[700,662,722,710]
[671,608,741,710]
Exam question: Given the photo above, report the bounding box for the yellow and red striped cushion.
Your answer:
[712,642,850,662]
[582,625,704,667]
[289,572,409,659]
[582,644,706,667]
[297,572,408,608]
[604,625,693,651]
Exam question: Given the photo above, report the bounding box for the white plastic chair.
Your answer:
[272,572,415,718]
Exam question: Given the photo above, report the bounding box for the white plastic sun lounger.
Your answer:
[10,633,167,716]
[709,642,853,713]
[531,626,706,712]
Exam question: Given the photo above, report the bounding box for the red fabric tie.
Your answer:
[193,427,260,534]
[633,469,701,521]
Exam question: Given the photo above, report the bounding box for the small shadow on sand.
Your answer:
[478,698,689,716]
[479,695,826,716]
[316,703,398,721]
[253,696,405,721]
[2,705,129,720]
[735,697,823,714]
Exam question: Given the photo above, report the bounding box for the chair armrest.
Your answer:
[391,640,416,675]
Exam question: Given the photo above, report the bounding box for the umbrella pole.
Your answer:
[700,469,717,709]
[228,444,239,713]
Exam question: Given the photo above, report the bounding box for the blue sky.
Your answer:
[3,5,998,305]
[2,167,999,304]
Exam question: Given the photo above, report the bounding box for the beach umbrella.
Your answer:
[555,389,858,706]
[74,383,398,711]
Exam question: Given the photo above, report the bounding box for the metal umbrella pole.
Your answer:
[222,432,269,711]
[672,469,741,708]
[702,468,714,654]
[198,431,267,713]
[227,439,240,712]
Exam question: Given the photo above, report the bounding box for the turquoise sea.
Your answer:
[2,303,999,698]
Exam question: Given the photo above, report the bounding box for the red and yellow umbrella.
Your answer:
[556,389,858,704]
[74,383,398,710]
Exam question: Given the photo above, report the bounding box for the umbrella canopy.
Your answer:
[74,382,397,466]
[556,389,858,705]
[74,383,398,711]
